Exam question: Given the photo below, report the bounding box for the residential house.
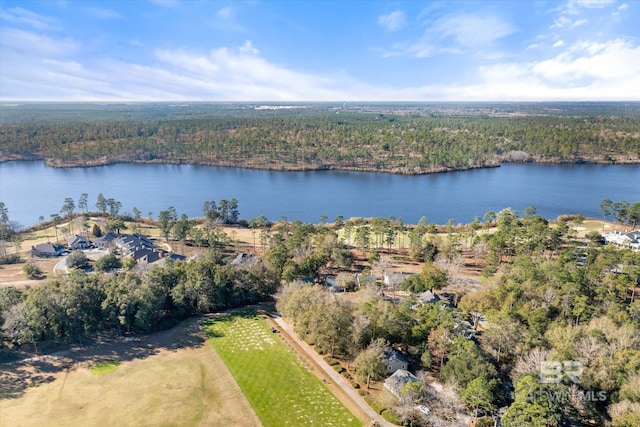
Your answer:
[95,232,120,249]
[67,235,90,250]
[152,253,186,267]
[383,272,413,287]
[384,369,420,399]
[115,234,155,255]
[603,230,640,251]
[231,252,258,268]
[417,289,441,305]
[384,348,409,373]
[31,243,65,258]
[94,232,184,267]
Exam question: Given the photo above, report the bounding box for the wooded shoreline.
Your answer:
[1,155,638,175]
[2,103,638,175]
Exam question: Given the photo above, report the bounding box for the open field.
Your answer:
[0,317,260,427]
[204,311,362,427]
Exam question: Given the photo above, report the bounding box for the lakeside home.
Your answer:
[603,230,640,251]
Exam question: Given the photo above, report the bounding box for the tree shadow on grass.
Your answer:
[0,316,206,400]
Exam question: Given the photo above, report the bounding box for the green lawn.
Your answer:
[203,311,362,427]
[90,358,121,375]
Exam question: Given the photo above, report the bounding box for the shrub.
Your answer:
[0,254,22,265]
[324,356,340,366]
[23,262,43,279]
[95,253,121,272]
[66,250,89,269]
[332,365,345,374]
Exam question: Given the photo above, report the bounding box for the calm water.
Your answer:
[1,161,638,228]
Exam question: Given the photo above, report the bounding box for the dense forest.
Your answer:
[1,102,639,173]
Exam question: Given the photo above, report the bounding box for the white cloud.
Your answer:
[378,11,406,32]
[471,38,640,100]
[217,6,233,20]
[553,40,565,48]
[432,13,515,47]
[380,12,514,58]
[1,7,59,31]
[2,25,639,102]
[85,6,124,20]
[0,27,78,57]
[569,0,616,9]
[239,40,258,55]
[533,39,640,81]
[551,15,586,29]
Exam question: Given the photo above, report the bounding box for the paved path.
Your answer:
[272,314,396,427]
[53,256,68,274]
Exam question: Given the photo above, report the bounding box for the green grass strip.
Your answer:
[90,358,121,375]
[204,311,362,427]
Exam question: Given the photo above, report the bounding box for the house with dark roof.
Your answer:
[67,235,91,250]
[384,369,420,399]
[31,243,65,258]
[115,234,155,255]
[94,232,184,267]
[384,348,409,373]
[94,232,119,249]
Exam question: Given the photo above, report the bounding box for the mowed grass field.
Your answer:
[204,311,362,427]
[0,322,260,427]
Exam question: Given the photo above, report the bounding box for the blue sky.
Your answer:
[1,0,639,101]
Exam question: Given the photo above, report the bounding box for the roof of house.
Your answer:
[95,232,119,246]
[32,243,64,254]
[131,247,155,261]
[231,252,258,268]
[384,348,409,365]
[417,290,441,304]
[384,369,419,398]
[384,272,414,286]
[67,234,89,245]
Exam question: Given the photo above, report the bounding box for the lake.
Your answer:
[1,161,638,228]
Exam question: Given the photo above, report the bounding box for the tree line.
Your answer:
[1,104,638,173]
[0,252,278,352]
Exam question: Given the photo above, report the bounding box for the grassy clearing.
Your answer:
[89,358,121,375]
[0,326,260,427]
[204,311,362,427]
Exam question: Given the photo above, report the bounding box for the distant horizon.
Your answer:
[1,1,639,102]
[3,100,640,105]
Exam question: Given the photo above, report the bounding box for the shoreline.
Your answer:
[1,155,639,175]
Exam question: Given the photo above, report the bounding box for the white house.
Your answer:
[603,230,640,251]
